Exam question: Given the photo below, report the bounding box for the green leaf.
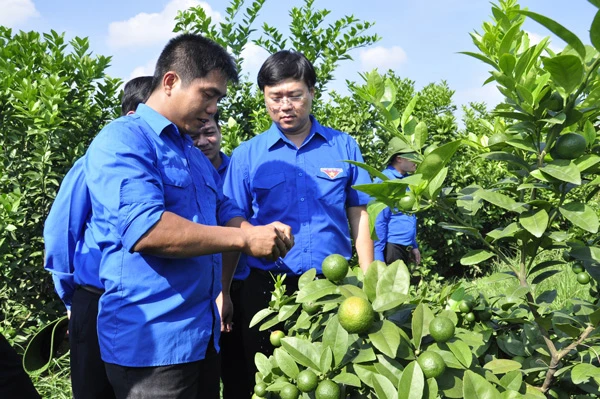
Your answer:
[296,279,339,303]
[486,222,522,242]
[574,154,600,173]
[528,260,563,276]
[439,223,480,237]
[462,369,502,399]
[478,189,527,213]
[322,315,350,367]
[372,292,409,312]
[519,208,548,238]
[480,152,530,172]
[559,202,599,233]
[461,250,495,266]
[459,51,500,70]
[364,260,386,302]
[354,363,377,388]
[571,363,600,384]
[255,352,272,378]
[372,373,398,399]
[517,10,587,59]
[570,245,600,263]
[499,370,523,391]
[274,347,300,378]
[540,160,581,185]
[416,140,462,183]
[483,359,522,374]
[426,167,448,199]
[414,121,428,149]
[319,346,333,374]
[376,259,410,297]
[298,268,317,289]
[591,10,600,51]
[278,303,300,322]
[368,202,388,241]
[280,337,320,370]
[542,55,584,95]
[368,320,402,358]
[398,361,425,399]
[249,308,276,328]
[448,340,473,368]
[375,355,404,387]
[333,372,362,387]
[344,159,389,181]
[401,96,419,132]
[412,303,435,350]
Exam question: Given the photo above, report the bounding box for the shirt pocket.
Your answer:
[161,165,193,211]
[252,172,287,217]
[315,169,348,207]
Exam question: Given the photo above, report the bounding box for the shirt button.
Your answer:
[302,222,307,226]
[303,249,308,252]
[298,172,303,176]
[300,197,305,201]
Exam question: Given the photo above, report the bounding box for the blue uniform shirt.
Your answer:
[223,116,371,275]
[373,165,418,262]
[84,104,244,367]
[44,158,103,310]
[217,152,249,281]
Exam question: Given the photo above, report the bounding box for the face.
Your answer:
[189,115,222,163]
[263,78,314,136]
[167,69,227,137]
[396,156,417,174]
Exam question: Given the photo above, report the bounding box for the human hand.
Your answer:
[242,224,294,261]
[411,248,421,265]
[216,291,233,333]
[267,221,294,251]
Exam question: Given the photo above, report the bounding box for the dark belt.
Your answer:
[78,284,104,296]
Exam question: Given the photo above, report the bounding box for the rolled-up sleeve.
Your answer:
[374,206,391,262]
[85,122,165,253]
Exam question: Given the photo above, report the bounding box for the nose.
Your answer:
[206,100,218,116]
[279,98,294,111]
[194,135,208,147]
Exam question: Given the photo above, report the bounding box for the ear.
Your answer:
[162,71,180,96]
[308,86,316,98]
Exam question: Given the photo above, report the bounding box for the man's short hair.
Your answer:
[152,34,238,92]
[257,50,316,91]
[121,76,153,116]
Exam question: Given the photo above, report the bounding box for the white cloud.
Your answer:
[107,0,221,49]
[239,42,269,79]
[358,46,407,72]
[0,0,38,27]
[525,30,562,53]
[129,58,157,80]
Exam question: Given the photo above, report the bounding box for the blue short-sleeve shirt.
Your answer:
[373,165,418,262]
[223,116,371,275]
[84,104,244,367]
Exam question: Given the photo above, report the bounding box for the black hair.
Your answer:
[121,76,153,116]
[152,33,238,92]
[257,50,316,91]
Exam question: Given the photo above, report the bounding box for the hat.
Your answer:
[23,316,69,375]
[383,137,417,165]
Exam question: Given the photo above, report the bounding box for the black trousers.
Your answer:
[69,286,116,399]
[0,334,40,399]
[385,242,411,265]
[104,342,220,399]
[239,269,300,391]
[220,279,250,399]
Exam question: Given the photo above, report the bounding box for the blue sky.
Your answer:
[2,0,597,115]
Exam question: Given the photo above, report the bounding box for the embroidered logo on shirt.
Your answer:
[320,167,343,179]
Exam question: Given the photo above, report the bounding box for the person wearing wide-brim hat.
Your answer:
[374,136,422,266]
[1,333,41,398]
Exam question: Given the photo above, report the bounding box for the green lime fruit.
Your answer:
[302,302,320,315]
[577,272,591,285]
[417,351,447,379]
[429,316,455,343]
[487,132,509,148]
[572,263,585,274]
[398,192,416,212]
[475,308,493,322]
[338,296,375,334]
[315,379,340,399]
[464,312,476,323]
[254,382,268,397]
[458,300,472,314]
[251,394,264,399]
[551,132,587,160]
[280,383,300,399]
[297,369,319,392]
[270,330,285,347]
[321,254,349,283]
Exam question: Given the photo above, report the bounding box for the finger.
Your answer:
[275,228,293,252]
[274,237,287,257]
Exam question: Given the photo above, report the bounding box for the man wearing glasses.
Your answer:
[223,50,373,397]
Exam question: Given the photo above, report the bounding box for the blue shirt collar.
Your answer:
[265,115,332,149]
[135,104,177,137]
[385,164,406,179]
